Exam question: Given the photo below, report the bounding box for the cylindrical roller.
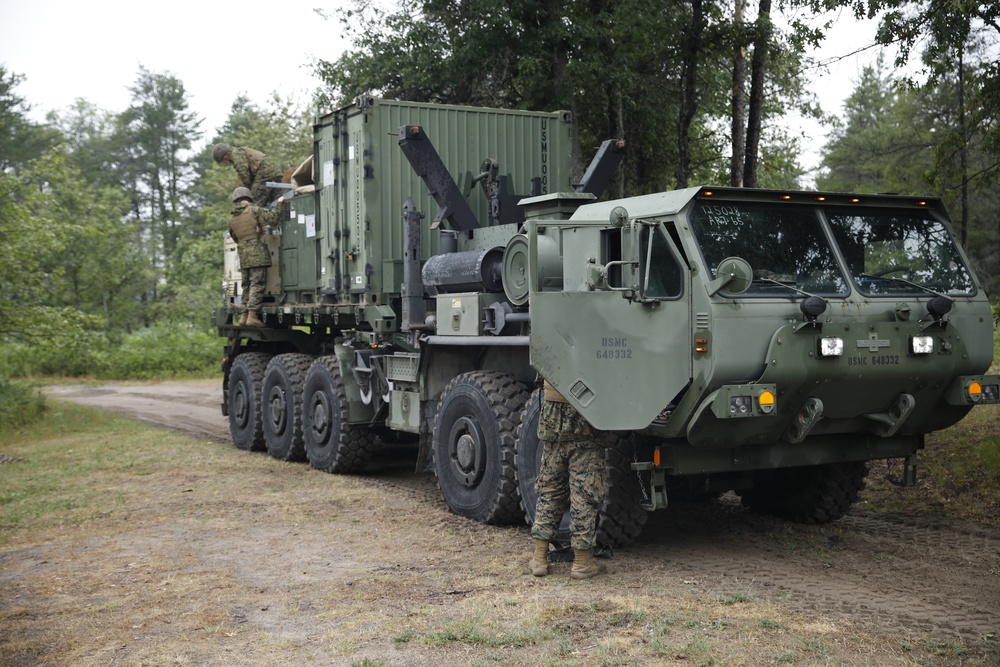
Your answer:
[422,247,504,294]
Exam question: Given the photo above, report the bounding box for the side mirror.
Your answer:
[707,257,753,296]
[591,207,640,299]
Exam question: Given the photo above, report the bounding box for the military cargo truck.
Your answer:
[215,96,999,548]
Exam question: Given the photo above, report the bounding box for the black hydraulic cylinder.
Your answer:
[401,197,426,330]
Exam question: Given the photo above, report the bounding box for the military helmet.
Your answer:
[230,187,252,202]
[212,143,232,163]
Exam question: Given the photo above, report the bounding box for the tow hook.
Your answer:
[886,453,918,487]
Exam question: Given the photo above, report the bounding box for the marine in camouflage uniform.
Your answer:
[529,380,609,579]
[214,143,283,208]
[228,187,283,326]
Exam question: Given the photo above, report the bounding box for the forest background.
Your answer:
[1,0,999,429]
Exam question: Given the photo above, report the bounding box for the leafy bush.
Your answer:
[95,324,220,379]
[0,329,107,377]
[0,376,45,436]
[0,325,220,380]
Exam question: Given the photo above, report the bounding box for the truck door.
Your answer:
[528,221,691,431]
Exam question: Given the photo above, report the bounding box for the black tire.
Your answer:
[433,370,529,525]
[739,461,869,523]
[261,353,313,461]
[227,352,271,451]
[515,389,546,525]
[596,432,648,548]
[302,355,376,473]
[516,389,648,549]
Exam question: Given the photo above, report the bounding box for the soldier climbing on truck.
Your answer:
[214,96,999,556]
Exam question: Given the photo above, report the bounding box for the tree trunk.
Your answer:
[614,87,626,198]
[743,0,771,188]
[676,0,704,189]
[958,48,969,247]
[730,0,747,187]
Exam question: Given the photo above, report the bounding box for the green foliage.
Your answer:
[100,324,220,380]
[816,60,934,194]
[0,65,61,171]
[0,376,45,437]
[0,330,108,378]
[118,67,204,304]
[0,325,219,380]
[0,159,132,344]
[817,61,1000,299]
[313,0,815,194]
[1,70,321,383]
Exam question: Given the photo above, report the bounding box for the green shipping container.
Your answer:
[278,97,574,306]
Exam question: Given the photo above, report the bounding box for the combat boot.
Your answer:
[570,548,607,580]
[238,311,248,326]
[245,311,265,328]
[528,539,550,576]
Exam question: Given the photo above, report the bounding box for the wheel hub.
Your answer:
[268,387,287,433]
[312,395,329,438]
[456,434,476,469]
[233,385,249,427]
[450,416,485,487]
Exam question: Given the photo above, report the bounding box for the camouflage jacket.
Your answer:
[229,201,281,268]
[230,147,282,189]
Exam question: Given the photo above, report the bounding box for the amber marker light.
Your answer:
[758,389,776,414]
[703,190,714,197]
[695,338,709,353]
[917,201,927,206]
[781,194,792,200]
[816,196,827,202]
[850,197,861,203]
[968,381,983,402]
[653,448,661,467]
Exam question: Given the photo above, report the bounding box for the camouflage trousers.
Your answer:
[250,180,279,208]
[250,160,282,208]
[530,400,608,551]
[240,267,268,312]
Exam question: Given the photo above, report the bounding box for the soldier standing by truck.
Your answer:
[528,379,609,580]
[213,143,283,207]
[228,187,283,327]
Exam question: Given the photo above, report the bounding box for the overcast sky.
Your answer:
[0,0,894,179]
[0,0,346,138]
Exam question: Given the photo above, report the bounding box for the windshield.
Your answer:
[826,210,975,296]
[690,202,849,296]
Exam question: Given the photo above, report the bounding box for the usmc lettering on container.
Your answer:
[597,336,632,360]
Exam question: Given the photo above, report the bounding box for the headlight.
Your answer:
[909,335,934,355]
[818,337,844,357]
[730,396,752,414]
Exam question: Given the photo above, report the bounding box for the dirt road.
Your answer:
[16,381,1000,665]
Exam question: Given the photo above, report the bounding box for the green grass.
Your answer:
[0,377,44,438]
[0,403,168,535]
